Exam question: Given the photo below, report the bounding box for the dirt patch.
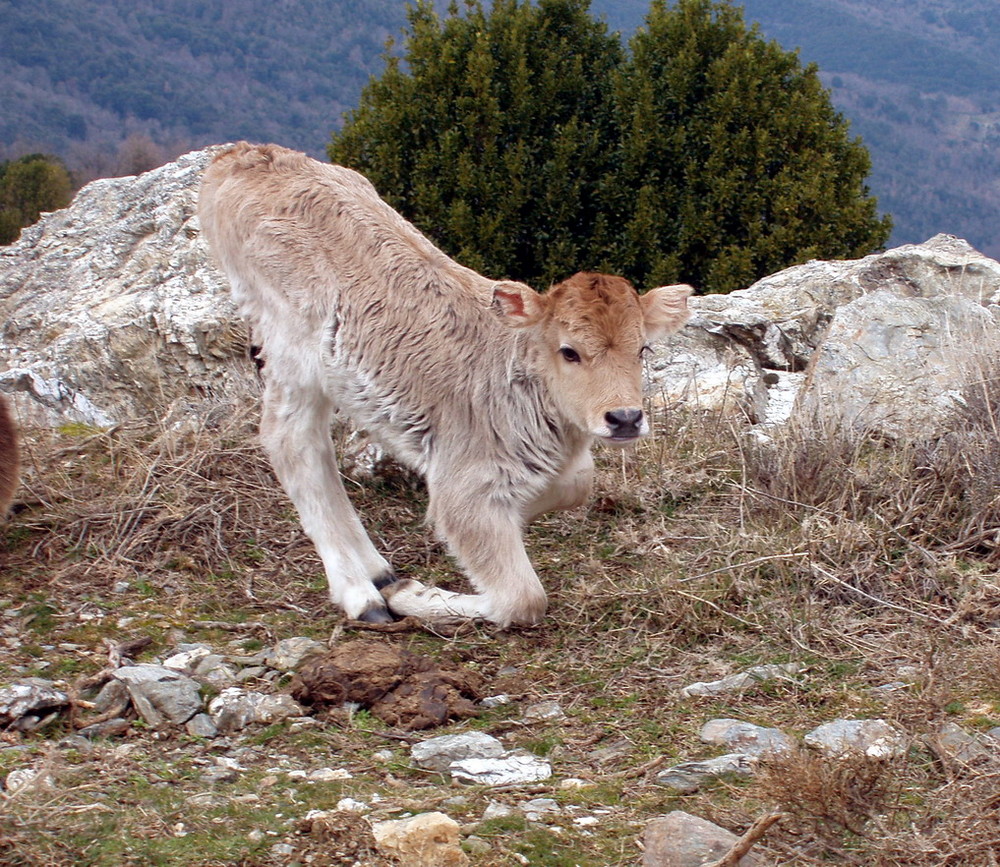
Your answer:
[289,640,483,730]
[293,812,398,866]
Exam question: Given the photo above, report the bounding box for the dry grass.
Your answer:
[1,383,999,864]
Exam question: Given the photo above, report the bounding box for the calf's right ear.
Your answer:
[641,284,694,341]
[492,281,548,327]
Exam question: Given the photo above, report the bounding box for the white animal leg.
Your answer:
[383,499,547,628]
[259,380,394,622]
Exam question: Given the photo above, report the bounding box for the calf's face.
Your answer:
[494,272,692,444]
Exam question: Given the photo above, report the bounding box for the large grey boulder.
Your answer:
[0,147,246,427]
[651,234,1000,435]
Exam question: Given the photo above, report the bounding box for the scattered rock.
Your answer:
[480,694,511,709]
[450,753,552,786]
[656,754,755,793]
[482,801,515,821]
[77,718,132,739]
[112,664,202,727]
[522,700,566,722]
[290,640,482,731]
[0,681,69,730]
[265,637,327,672]
[206,687,304,734]
[680,663,802,698]
[804,719,907,759]
[699,719,795,756]
[185,713,219,739]
[3,767,53,795]
[411,731,506,772]
[642,810,763,867]
[521,797,561,821]
[927,722,995,765]
[372,811,469,867]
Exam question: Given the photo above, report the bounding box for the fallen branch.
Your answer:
[703,812,786,867]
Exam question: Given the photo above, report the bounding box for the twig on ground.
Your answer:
[703,812,786,867]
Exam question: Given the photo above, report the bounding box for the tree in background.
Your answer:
[332,0,622,285]
[331,0,892,293]
[0,154,73,245]
[613,0,892,290]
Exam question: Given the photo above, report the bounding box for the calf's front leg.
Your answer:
[383,494,547,627]
[259,380,396,622]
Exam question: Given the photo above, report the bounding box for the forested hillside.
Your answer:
[2,0,998,257]
[1,0,401,171]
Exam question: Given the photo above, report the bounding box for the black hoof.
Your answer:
[372,571,399,591]
[356,604,395,624]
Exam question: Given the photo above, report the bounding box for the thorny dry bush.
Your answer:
[0,375,999,865]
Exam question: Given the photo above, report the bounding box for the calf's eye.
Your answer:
[559,346,581,363]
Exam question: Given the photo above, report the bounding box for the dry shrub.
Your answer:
[735,358,1000,622]
[6,392,324,610]
[758,745,1000,866]
[757,747,905,860]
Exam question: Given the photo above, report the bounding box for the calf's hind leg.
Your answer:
[259,379,395,622]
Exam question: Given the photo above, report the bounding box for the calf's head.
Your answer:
[494,272,692,444]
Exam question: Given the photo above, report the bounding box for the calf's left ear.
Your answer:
[640,284,693,340]
[493,281,548,327]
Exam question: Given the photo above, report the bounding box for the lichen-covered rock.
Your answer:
[0,147,247,427]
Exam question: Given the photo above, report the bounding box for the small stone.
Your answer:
[463,835,492,855]
[372,812,469,867]
[265,637,326,671]
[112,664,203,727]
[254,694,306,724]
[163,646,213,673]
[522,797,560,821]
[270,843,295,858]
[336,797,368,812]
[655,754,754,793]
[78,718,132,739]
[450,753,552,786]
[480,694,511,709]
[804,719,906,759]
[307,767,352,782]
[559,777,590,790]
[522,700,565,722]
[928,722,993,764]
[3,767,50,794]
[642,810,763,867]
[699,719,794,756]
[0,682,69,726]
[185,713,219,739]
[410,731,506,772]
[482,801,515,821]
[680,663,802,698]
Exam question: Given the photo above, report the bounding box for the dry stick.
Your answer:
[703,812,787,867]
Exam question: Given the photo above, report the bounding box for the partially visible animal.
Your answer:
[0,394,19,517]
[198,142,691,626]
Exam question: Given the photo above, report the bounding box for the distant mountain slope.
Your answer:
[1,0,401,162]
[2,0,998,259]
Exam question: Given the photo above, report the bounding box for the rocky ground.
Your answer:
[1,402,1000,865]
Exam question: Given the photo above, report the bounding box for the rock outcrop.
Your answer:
[3,145,1000,442]
[0,147,246,427]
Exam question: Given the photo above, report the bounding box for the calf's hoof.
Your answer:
[355,603,395,624]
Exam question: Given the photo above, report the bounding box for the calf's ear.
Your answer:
[641,284,693,340]
[492,281,548,327]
